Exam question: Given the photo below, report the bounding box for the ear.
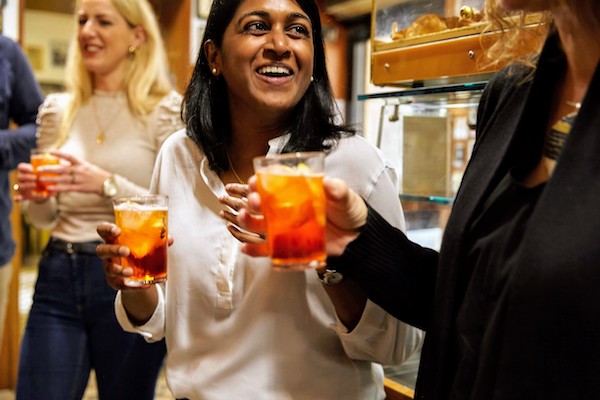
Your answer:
[131,25,148,48]
[204,39,221,72]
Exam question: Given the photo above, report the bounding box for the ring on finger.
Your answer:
[70,171,76,184]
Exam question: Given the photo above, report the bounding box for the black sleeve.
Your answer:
[332,204,439,331]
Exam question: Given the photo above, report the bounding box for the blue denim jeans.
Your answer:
[16,240,166,400]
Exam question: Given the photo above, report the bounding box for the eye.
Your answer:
[287,24,310,38]
[78,17,88,26]
[244,21,269,34]
[98,18,113,27]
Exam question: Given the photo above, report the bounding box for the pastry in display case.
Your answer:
[389,2,484,43]
[370,0,542,85]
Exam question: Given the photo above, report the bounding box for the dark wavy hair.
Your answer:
[182,0,355,173]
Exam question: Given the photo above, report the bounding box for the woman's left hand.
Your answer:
[45,150,111,195]
[219,182,267,251]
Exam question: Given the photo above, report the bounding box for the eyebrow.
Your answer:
[77,11,114,19]
[236,10,311,26]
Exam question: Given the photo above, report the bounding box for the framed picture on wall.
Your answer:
[50,40,68,67]
[25,45,44,71]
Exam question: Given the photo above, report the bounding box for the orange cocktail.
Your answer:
[254,152,326,270]
[113,195,169,286]
[30,150,59,197]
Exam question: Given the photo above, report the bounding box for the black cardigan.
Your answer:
[339,30,600,399]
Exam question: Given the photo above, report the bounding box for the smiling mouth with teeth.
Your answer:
[258,66,292,77]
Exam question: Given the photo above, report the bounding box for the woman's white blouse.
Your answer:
[116,130,424,399]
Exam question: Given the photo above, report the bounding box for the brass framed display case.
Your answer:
[370,0,542,85]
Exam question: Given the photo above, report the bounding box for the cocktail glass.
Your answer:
[113,194,169,286]
[253,152,326,271]
[30,149,59,198]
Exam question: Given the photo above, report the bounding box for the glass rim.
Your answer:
[30,149,57,155]
[112,194,168,205]
[253,151,325,163]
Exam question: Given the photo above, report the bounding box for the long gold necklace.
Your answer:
[91,96,122,144]
[226,151,245,184]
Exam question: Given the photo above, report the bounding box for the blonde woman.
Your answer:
[14,0,183,398]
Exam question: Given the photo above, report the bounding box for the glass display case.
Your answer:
[360,82,484,203]
[370,0,542,85]
[360,82,486,399]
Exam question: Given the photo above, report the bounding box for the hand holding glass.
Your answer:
[113,195,169,286]
[253,152,326,271]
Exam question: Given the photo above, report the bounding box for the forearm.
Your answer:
[321,277,367,331]
[120,286,160,326]
[24,198,58,230]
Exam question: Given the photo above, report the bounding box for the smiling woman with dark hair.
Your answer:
[183,0,352,174]
[95,0,423,398]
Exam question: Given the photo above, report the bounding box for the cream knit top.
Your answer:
[27,90,184,242]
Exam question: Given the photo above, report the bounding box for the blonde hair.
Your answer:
[479,0,550,71]
[481,0,600,70]
[56,0,173,148]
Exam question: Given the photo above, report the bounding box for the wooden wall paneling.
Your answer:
[154,0,193,94]
[0,172,23,389]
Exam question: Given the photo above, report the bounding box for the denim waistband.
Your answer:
[47,238,102,255]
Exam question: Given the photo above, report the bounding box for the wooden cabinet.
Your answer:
[370,0,542,85]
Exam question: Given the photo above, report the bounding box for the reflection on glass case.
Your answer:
[363,82,482,202]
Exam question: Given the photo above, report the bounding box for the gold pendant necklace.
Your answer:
[91,95,122,144]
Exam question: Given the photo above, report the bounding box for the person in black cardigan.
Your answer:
[236,0,600,398]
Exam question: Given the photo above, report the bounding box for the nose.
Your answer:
[264,28,291,59]
[80,20,96,38]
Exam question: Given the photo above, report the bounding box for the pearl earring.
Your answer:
[212,68,218,75]
[310,76,314,82]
